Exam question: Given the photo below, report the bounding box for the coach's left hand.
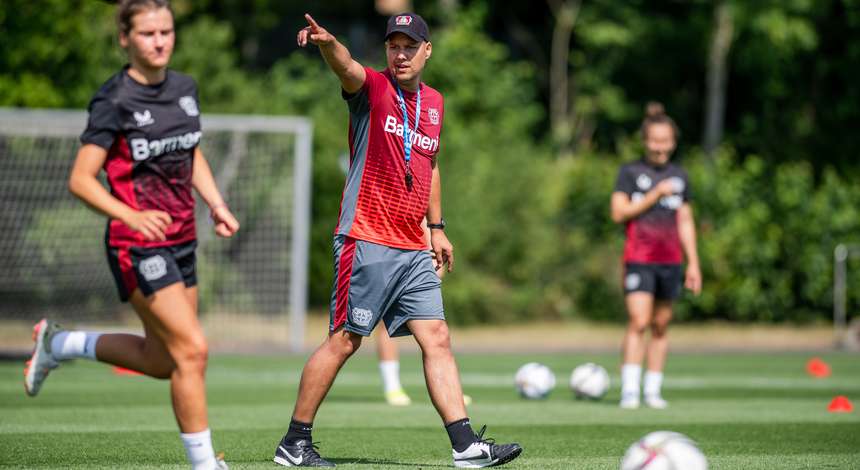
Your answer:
[211,205,240,238]
[430,230,454,273]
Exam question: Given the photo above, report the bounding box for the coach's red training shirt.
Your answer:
[336,67,444,250]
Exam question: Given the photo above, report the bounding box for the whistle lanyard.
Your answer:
[395,82,421,186]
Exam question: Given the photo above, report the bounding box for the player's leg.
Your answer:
[377,327,411,405]
[621,292,653,408]
[620,264,657,409]
[643,300,672,409]
[129,282,226,469]
[25,245,178,396]
[408,318,522,468]
[643,264,682,409]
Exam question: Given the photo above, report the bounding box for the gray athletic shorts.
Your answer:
[329,235,445,337]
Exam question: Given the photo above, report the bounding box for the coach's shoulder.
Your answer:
[421,83,444,103]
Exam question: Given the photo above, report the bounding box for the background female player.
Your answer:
[611,102,702,410]
[23,1,238,468]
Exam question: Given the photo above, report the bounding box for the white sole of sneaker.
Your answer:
[24,319,49,397]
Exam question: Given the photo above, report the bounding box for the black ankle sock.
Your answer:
[286,419,313,442]
[445,418,477,452]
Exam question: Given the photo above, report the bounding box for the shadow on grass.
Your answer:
[329,457,449,468]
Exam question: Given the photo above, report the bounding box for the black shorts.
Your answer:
[106,240,198,302]
[623,263,683,300]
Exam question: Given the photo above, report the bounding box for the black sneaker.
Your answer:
[452,425,523,468]
[273,436,335,467]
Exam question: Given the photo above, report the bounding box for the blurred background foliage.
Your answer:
[3,0,860,323]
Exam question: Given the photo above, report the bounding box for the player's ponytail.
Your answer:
[117,0,173,36]
[640,101,680,140]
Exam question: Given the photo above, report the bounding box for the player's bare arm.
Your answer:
[610,179,675,223]
[191,147,239,238]
[69,144,172,242]
[297,13,366,94]
[678,202,702,295]
[427,159,453,272]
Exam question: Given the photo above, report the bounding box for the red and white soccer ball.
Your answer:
[569,362,610,400]
[621,431,708,470]
[515,362,556,399]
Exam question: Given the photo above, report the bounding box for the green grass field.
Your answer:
[2,351,859,469]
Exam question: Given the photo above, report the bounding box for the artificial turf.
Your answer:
[1,351,858,469]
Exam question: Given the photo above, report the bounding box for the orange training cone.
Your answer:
[112,366,143,376]
[827,396,854,413]
[806,357,831,378]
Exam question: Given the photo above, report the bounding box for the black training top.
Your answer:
[613,159,691,264]
[81,65,202,248]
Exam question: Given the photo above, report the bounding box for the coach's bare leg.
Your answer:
[292,328,363,423]
[646,300,673,372]
[622,292,655,365]
[408,319,467,423]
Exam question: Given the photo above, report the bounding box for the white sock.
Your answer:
[644,370,663,397]
[180,428,217,470]
[379,360,402,393]
[621,363,642,397]
[50,331,102,361]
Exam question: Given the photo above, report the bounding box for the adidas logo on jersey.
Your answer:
[383,115,439,152]
[133,110,155,127]
[130,131,202,161]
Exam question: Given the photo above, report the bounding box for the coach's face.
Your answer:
[120,7,175,71]
[386,33,431,88]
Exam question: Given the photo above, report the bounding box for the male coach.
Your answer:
[272,12,523,468]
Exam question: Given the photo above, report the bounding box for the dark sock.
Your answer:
[286,419,313,442]
[445,417,477,452]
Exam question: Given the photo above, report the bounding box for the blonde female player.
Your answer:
[23,1,237,468]
[611,102,701,410]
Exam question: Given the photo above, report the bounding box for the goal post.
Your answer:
[0,107,312,353]
[833,243,860,350]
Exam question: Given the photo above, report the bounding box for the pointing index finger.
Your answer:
[305,13,320,30]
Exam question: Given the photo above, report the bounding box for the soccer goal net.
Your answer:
[0,108,312,352]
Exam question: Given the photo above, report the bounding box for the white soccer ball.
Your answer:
[621,431,708,470]
[569,362,610,400]
[515,362,556,399]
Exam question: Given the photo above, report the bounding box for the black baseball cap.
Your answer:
[385,13,430,42]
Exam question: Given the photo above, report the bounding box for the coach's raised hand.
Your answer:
[296,13,365,94]
[297,14,334,47]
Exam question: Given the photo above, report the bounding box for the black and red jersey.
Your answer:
[80,65,201,248]
[614,159,691,264]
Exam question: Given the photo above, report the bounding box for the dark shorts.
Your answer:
[329,236,445,337]
[106,240,198,302]
[623,263,683,300]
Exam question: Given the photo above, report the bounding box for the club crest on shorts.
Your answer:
[351,307,373,327]
[625,272,641,291]
[178,96,199,117]
[429,108,439,125]
[139,255,167,281]
[395,15,413,26]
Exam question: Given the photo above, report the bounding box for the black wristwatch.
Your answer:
[427,219,446,230]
